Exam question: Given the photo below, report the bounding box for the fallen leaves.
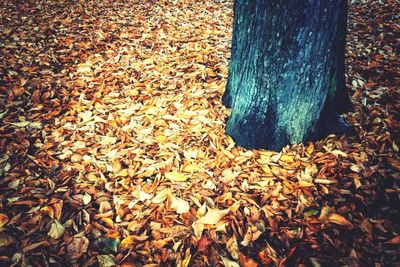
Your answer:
[0,0,399,266]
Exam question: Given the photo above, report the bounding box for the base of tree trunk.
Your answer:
[223,0,354,151]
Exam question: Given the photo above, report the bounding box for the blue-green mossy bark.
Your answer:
[223,0,353,151]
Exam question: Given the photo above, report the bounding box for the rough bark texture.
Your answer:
[223,0,353,151]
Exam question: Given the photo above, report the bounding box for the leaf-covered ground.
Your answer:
[0,0,399,266]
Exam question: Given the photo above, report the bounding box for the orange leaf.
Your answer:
[12,86,25,96]
[386,236,400,244]
[387,158,400,171]
[0,214,9,228]
[328,213,354,228]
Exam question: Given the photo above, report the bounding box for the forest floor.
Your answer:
[0,0,399,266]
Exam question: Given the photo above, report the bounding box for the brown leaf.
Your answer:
[239,252,258,267]
[22,241,49,253]
[196,235,213,254]
[67,236,89,260]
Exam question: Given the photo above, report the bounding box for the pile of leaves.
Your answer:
[0,0,399,266]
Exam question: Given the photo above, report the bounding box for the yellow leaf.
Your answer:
[330,150,348,157]
[261,164,271,174]
[111,160,121,172]
[298,181,314,187]
[196,203,207,218]
[183,164,201,173]
[306,143,314,155]
[206,68,217,77]
[280,155,294,163]
[192,221,204,239]
[87,172,97,182]
[182,254,191,267]
[99,136,117,146]
[156,135,168,143]
[165,171,188,182]
[117,169,129,177]
[328,213,354,228]
[350,164,362,173]
[70,154,82,163]
[121,235,148,250]
[102,218,115,229]
[271,152,281,162]
[152,189,171,204]
[170,195,190,214]
[139,191,153,202]
[226,235,239,260]
[318,206,330,221]
[120,236,136,250]
[198,208,230,225]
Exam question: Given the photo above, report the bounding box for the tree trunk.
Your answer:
[223,0,353,151]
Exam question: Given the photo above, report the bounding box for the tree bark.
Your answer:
[223,0,353,151]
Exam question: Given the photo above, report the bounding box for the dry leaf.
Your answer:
[48,220,65,239]
[165,171,188,182]
[97,255,116,267]
[385,236,400,244]
[328,213,354,229]
[67,236,89,260]
[0,214,9,228]
[198,208,230,225]
[152,189,171,204]
[170,195,190,214]
[221,256,240,267]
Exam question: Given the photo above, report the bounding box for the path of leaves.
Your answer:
[0,0,399,266]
